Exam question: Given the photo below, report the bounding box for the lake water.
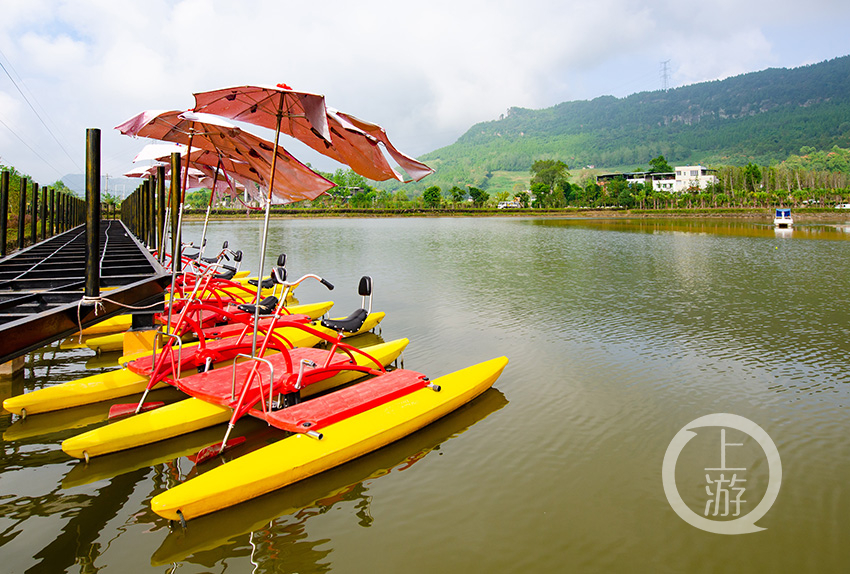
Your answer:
[2,216,850,573]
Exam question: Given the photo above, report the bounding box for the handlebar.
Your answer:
[281,274,334,291]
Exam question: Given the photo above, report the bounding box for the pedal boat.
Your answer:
[150,356,509,522]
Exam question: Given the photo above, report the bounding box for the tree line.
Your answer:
[308,150,850,211]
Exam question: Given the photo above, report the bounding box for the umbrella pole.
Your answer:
[165,152,182,336]
[251,96,285,358]
[165,131,194,336]
[198,159,222,260]
[176,129,194,264]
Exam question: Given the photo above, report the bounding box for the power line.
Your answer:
[0,114,65,179]
[0,48,83,172]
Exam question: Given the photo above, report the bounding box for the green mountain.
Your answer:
[404,54,850,193]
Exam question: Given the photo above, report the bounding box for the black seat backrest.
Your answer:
[358,275,372,314]
[358,276,372,297]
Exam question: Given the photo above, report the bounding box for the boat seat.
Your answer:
[236,295,278,315]
[321,308,368,333]
[247,256,286,290]
[265,368,430,434]
[215,266,237,280]
[247,276,276,289]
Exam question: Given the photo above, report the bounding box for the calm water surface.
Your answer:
[2,217,849,573]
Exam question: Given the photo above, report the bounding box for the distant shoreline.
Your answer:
[181,208,850,223]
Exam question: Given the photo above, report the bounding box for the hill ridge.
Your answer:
[407,54,850,192]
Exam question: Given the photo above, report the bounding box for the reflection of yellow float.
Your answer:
[150,387,508,566]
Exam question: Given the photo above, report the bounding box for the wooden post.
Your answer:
[17,177,27,250]
[49,187,55,237]
[146,178,154,247]
[156,165,166,262]
[170,153,181,273]
[0,171,8,257]
[40,186,47,241]
[85,128,101,299]
[30,182,38,245]
[59,193,65,232]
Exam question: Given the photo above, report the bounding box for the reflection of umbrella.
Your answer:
[116,110,334,203]
[194,85,434,182]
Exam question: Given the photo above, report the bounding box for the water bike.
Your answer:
[60,275,405,461]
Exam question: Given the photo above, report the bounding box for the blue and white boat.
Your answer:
[773,208,793,228]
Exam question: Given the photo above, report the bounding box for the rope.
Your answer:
[75,295,165,344]
[99,220,113,269]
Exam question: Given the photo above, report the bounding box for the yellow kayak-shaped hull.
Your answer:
[61,338,410,460]
[2,368,158,417]
[79,314,134,336]
[150,356,508,521]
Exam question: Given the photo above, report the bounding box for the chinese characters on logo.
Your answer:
[704,429,746,517]
[662,413,782,535]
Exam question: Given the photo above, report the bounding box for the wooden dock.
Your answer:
[0,219,169,364]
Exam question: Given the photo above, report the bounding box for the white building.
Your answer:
[597,165,718,193]
[671,166,717,192]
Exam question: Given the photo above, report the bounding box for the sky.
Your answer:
[1,0,850,193]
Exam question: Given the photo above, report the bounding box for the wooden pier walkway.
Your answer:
[0,219,169,364]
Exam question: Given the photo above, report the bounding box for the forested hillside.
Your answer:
[399,55,850,193]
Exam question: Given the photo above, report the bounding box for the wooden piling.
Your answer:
[30,182,38,245]
[0,171,8,257]
[170,153,181,272]
[85,128,101,299]
[49,187,55,237]
[17,178,27,250]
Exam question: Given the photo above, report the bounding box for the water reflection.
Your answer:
[3,217,850,573]
[151,388,507,568]
[529,216,850,240]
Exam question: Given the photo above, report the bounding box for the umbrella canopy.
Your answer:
[123,163,207,189]
[133,142,188,163]
[191,84,331,141]
[193,84,434,183]
[116,110,334,204]
[134,144,256,201]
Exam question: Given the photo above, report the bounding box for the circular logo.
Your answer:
[662,413,782,535]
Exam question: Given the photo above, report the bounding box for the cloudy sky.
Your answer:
[1,0,849,190]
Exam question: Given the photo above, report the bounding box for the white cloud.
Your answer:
[0,0,848,183]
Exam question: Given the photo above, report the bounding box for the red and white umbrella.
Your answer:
[193,84,433,182]
[116,110,334,204]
